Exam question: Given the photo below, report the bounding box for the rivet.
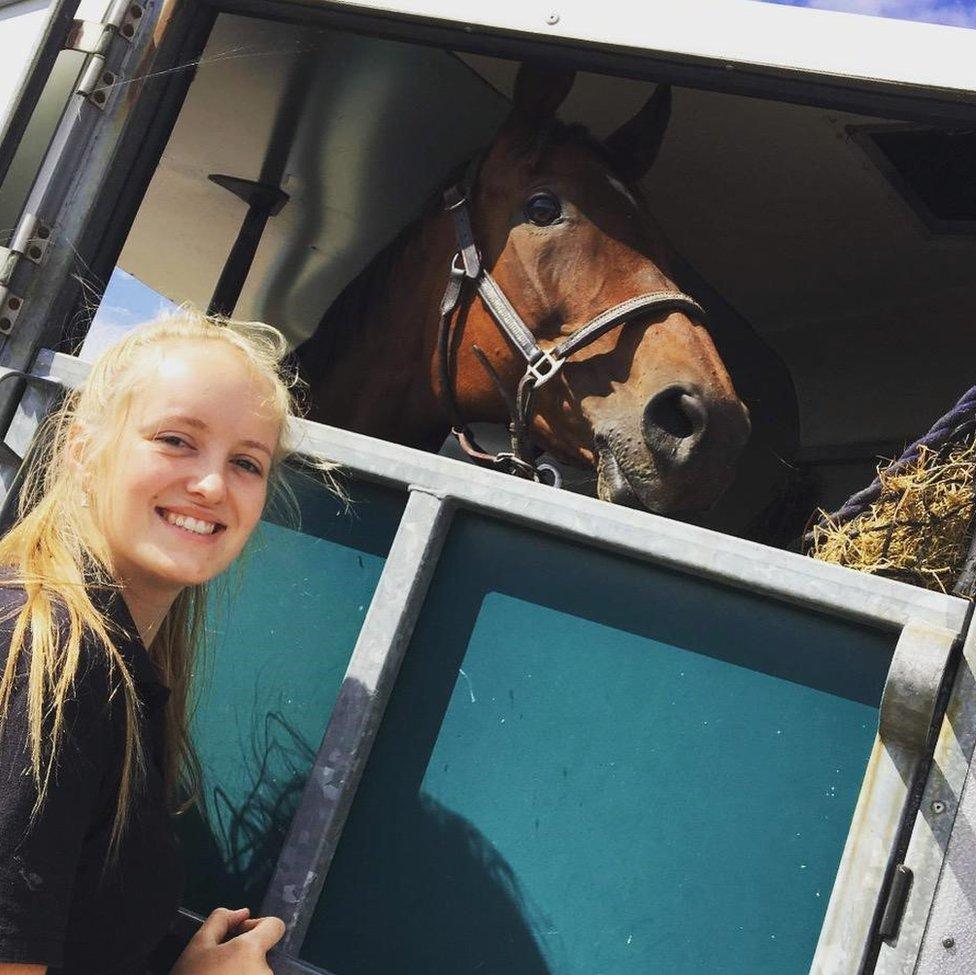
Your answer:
[36,225,49,239]
[102,71,115,85]
[943,936,956,949]
[27,245,41,260]
[0,318,11,332]
[932,799,946,814]
[545,11,560,24]
[121,22,134,37]
[92,91,105,105]
[7,297,21,310]
[130,4,142,16]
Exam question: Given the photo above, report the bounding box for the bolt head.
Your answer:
[932,799,947,814]
[943,936,956,949]
[546,11,560,24]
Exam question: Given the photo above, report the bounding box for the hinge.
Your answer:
[0,214,53,336]
[66,0,144,108]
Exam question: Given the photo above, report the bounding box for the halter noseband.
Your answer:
[437,169,709,484]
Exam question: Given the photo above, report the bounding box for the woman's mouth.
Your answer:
[156,507,225,536]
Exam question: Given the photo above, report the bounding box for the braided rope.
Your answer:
[811,384,976,533]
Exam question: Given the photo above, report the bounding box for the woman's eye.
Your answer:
[157,434,189,448]
[523,192,561,226]
[233,457,263,476]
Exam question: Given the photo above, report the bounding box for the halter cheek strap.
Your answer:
[437,179,709,482]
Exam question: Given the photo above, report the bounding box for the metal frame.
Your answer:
[216,0,976,126]
[0,0,82,188]
[0,0,214,455]
[13,349,971,975]
[5,2,976,970]
[294,0,976,104]
[875,619,976,972]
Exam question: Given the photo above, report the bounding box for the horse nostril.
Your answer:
[644,385,707,443]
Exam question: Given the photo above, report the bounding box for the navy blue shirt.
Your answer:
[0,582,183,973]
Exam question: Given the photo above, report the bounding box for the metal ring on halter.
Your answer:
[535,463,562,488]
[527,349,564,388]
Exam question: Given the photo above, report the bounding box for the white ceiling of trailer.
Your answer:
[119,14,976,451]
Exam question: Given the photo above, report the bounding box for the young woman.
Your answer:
[0,311,321,973]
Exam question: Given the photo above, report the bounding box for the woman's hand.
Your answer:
[171,907,285,974]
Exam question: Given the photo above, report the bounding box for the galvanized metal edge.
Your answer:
[811,620,960,974]
[874,619,976,974]
[260,488,454,956]
[0,0,159,433]
[287,416,967,635]
[31,349,968,634]
[318,0,976,99]
[272,954,337,975]
[173,908,337,975]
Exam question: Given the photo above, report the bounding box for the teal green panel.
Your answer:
[303,511,894,975]
[177,478,405,915]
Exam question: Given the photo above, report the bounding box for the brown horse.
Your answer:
[299,65,754,516]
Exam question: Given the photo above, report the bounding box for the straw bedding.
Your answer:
[808,440,976,594]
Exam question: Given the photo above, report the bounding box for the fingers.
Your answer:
[240,915,286,952]
[195,906,251,945]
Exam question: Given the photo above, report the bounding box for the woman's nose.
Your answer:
[188,470,226,503]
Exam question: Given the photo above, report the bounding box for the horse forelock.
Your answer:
[506,119,632,189]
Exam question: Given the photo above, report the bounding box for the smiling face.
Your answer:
[92,339,281,610]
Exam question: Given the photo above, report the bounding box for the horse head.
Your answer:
[447,64,750,514]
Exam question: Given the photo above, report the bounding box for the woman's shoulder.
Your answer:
[0,577,29,635]
[0,576,113,681]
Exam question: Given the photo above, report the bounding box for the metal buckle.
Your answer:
[527,350,563,387]
[444,188,468,212]
[494,452,538,479]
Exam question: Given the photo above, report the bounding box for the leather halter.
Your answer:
[436,170,709,483]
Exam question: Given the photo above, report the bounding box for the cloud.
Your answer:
[773,0,976,28]
[81,269,179,360]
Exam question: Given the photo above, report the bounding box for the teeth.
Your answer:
[163,510,217,535]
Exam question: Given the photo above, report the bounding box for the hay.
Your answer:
[809,440,976,593]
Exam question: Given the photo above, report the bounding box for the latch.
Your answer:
[0,214,52,335]
[878,863,914,941]
[66,0,144,108]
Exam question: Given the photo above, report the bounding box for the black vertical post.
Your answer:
[206,175,288,318]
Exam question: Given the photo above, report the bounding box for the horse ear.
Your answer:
[604,84,672,182]
[512,62,576,120]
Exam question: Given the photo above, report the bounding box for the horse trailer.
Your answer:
[1,0,976,972]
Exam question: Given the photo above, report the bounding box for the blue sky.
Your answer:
[759,0,976,27]
[82,267,177,360]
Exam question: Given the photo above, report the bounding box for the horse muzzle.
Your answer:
[595,384,750,514]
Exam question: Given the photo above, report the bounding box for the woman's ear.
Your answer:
[66,423,94,508]
[66,422,88,471]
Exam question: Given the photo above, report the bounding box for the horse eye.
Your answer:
[524,192,561,226]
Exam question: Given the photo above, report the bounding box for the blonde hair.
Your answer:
[0,308,331,851]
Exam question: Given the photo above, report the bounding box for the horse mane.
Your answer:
[297,120,622,381]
